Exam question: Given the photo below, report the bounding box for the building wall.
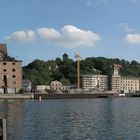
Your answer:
[110,64,121,92]
[121,77,140,93]
[99,75,108,91]
[51,81,62,90]
[36,85,50,91]
[111,76,121,91]
[81,75,108,91]
[0,61,22,91]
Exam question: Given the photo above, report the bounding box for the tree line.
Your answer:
[23,57,140,85]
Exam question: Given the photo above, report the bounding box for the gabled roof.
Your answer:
[0,43,7,55]
[63,53,68,57]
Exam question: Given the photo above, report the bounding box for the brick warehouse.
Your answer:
[0,43,22,93]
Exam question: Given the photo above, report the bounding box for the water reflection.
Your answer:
[0,98,140,140]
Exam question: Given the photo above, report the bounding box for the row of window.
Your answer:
[121,87,138,90]
[121,84,138,86]
[3,62,16,65]
[121,81,139,83]
[3,69,16,72]
[51,84,61,86]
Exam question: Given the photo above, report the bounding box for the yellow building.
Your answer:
[121,77,139,93]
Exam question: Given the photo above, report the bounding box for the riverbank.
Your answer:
[34,93,117,99]
[0,94,34,99]
[0,92,140,99]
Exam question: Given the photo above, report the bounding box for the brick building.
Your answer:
[0,44,22,93]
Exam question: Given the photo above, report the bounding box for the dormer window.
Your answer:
[3,62,6,65]
[12,62,15,65]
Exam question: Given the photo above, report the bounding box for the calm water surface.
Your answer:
[0,98,140,140]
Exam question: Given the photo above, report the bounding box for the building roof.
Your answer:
[63,53,68,57]
[0,43,22,62]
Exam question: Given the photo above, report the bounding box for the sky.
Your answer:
[1,0,140,65]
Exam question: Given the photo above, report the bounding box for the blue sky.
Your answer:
[1,0,140,65]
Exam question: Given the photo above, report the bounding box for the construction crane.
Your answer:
[75,53,81,90]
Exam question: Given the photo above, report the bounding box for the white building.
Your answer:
[81,75,108,91]
[121,77,140,93]
[50,81,62,90]
[35,85,50,91]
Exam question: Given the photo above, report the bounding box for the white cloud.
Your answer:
[5,25,101,48]
[5,30,36,43]
[37,25,101,48]
[125,34,140,44]
[37,28,61,40]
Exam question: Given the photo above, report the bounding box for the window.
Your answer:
[3,75,7,86]
[3,62,6,65]
[12,62,15,65]
[13,75,16,78]
[12,69,16,72]
[3,69,7,72]
[13,81,16,85]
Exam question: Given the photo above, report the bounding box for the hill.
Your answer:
[23,57,140,85]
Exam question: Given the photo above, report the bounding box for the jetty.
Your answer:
[34,93,116,99]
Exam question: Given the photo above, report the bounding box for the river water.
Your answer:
[0,98,140,140]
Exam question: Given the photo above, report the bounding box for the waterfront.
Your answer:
[0,98,140,140]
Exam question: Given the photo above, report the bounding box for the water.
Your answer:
[0,98,140,140]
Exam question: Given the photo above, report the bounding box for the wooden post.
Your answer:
[0,118,6,140]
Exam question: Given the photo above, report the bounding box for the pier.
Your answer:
[34,93,116,99]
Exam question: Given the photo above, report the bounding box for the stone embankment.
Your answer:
[0,94,34,99]
[34,93,116,99]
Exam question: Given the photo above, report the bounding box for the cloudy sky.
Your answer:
[1,0,140,65]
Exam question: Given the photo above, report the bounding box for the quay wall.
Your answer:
[34,93,115,99]
[0,94,34,99]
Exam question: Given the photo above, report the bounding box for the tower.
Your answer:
[75,53,81,90]
[111,64,121,92]
[63,53,68,61]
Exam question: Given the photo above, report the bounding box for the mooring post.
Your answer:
[0,118,6,140]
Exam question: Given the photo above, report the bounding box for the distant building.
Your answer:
[22,79,32,92]
[81,63,140,93]
[81,75,108,91]
[121,77,140,93]
[110,64,121,92]
[0,43,22,93]
[51,81,62,90]
[63,53,68,61]
[35,85,50,92]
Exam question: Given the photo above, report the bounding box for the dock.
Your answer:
[34,93,116,99]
